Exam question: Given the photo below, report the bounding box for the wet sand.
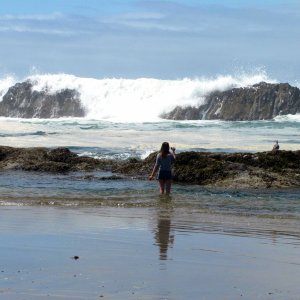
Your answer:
[1,206,300,300]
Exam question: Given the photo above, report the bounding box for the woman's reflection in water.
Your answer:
[154,196,174,260]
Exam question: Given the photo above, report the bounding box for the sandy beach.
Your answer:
[1,205,300,300]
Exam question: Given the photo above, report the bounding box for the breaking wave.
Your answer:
[0,71,277,122]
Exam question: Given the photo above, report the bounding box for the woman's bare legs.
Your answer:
[159,180,165,194]
[165,180,172,194]
[159,180,172,194]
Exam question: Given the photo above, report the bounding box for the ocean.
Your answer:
[0,72,299,220]
[1,73,300,299]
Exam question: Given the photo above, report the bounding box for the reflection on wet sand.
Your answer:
[154,196,174,260]
[1,204,300,299]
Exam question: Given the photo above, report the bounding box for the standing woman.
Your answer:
[149,142,176,194]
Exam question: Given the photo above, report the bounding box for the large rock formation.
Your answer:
[0,81,86,118]
[2,80,300,120]
[162,82,300,121]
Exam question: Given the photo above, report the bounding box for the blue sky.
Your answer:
[0,0,300,82]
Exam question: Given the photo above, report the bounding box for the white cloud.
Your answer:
[117,12,166,20]
[0,12,64,21]
[102,19,190,33]
[0,24,76,36]
[0,12,87,36]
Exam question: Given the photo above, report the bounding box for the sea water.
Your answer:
[0,72,300,223]
[1,116,300,157]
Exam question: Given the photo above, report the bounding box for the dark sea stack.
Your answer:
[162,82,300,121]
[0,80,86,118]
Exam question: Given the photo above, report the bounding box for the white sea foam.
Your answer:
[0,72,276,122]
[0,201,24,206]
[0,76,16,98]
[274,114,300,122]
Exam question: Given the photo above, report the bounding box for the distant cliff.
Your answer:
[162,82,300,121]
[0,81,85,118]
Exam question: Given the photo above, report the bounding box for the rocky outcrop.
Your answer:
[1,146,300,189]
[162,82,300,121]
[119,150,300,189]
[0,147,100,172]
[0,81,85,118]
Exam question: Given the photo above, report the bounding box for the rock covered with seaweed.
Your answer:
[0,147,97,172]
[1,146,300,189]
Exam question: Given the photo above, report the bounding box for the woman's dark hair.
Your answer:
[160,142,170,157]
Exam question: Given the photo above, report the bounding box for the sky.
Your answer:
[0,0,300,82]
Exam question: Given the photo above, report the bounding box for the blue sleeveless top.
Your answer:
[155,153,175,171]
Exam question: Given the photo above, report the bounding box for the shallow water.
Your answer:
[1,170,299,208]
[1,170,300,238]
